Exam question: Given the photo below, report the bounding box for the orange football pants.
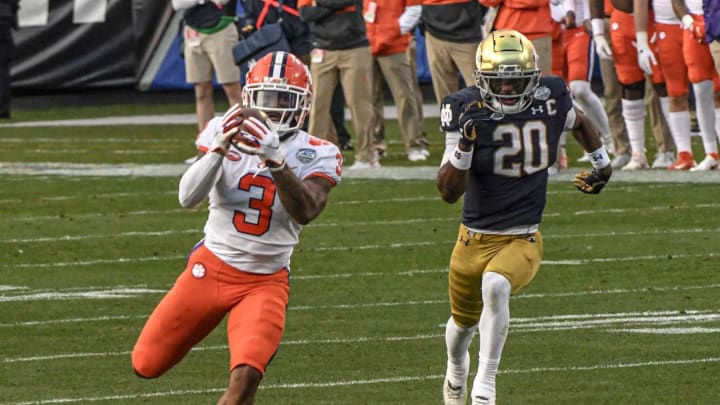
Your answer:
[132,244,290,378]
[610,10,664,85]
[684,15,720,90]
[655,22,688,97]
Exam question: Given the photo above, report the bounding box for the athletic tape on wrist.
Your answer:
[449,147,473,170]
[591,18,604,37]
[589,146,611,169]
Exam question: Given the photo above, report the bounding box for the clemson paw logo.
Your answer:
[191,263,206,279]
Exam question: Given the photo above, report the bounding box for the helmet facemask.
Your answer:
[243,82,309,135]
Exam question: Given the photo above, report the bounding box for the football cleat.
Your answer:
[621,153,649,170]
[443,380,467,405]
[668,151,696,170]
[610,153,631,169]
[407,148,429,162]
[652,151,675,169]
[690,154,719,171]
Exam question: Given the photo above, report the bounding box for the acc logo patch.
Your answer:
[296,148,317,164]
[191,263,206,279]
[534,86,551,100]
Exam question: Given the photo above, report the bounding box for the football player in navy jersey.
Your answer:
[436,30,612,405]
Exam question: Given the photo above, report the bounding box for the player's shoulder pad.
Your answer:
[440,86,484,131]
[290,131,340,157]
[536,75,571,100]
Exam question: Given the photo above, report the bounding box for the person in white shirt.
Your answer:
[132,52,342,404]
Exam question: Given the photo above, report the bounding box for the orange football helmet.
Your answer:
[242,52,313,135]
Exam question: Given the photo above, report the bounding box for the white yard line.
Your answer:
[3,357,719,404]
[3,161,720,182]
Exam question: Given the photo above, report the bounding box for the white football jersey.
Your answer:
[194,117,342,274]
[652,0,680,24]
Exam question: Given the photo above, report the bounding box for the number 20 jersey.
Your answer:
[194,117,343,274]
[440,76,574,232]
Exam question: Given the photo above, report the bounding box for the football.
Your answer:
[229,108,270,150]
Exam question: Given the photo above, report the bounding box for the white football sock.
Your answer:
[621,98,647,156]
[471,272,511,401]
[667,110,692,153]
[445,317,475,388]
[692,80,718,154]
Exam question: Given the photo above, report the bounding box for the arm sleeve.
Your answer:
[399,5,422,34]
[178,153,224,208]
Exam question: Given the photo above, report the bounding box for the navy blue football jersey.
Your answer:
[440,76,573,231]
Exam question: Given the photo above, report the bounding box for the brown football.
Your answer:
[238,107,270,124]
[230,108,270,149]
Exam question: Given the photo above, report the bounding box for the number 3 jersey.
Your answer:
[440,76,575,233]
[193,117,343,274]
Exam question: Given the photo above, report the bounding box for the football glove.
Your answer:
[590,19,613,60]
[234,116,285,169]
[681,14,705,43]
[458,102,483,149]
[573,169,610,194]
[211,104,244,155]
[634,31,657,75]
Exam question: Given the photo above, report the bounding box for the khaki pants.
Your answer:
[710,40,720,77]
[309,46,377,162]
[183,24,240,84]
[425,31,480,105]
[530,35,552,77]
[372,52,427,151]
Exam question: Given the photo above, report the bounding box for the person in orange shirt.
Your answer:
[590,0,676,169]
[551,0,613,166]
[673,0,720,171]
[299,0,379,169]
[480,0,554,75]
[635,0,701,170]
[364,0,430,161]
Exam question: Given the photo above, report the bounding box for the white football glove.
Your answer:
[590,19,613,60]
[681,14,705,43]
[634,31,657,75]
[235,116,286,170]
[211,104,244,155]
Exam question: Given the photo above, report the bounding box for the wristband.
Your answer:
[589,146,611,169]
[449,147,473,170]
[590,18,604,37]
[636,31,649,47]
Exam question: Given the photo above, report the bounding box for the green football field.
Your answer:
[1,102,719,404]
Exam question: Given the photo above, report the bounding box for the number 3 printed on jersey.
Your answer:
[233,174,277,236]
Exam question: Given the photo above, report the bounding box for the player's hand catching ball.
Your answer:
[233,109,286,170]
[211,104,244,155]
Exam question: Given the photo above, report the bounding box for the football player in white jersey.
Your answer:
[132,51,342,404]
